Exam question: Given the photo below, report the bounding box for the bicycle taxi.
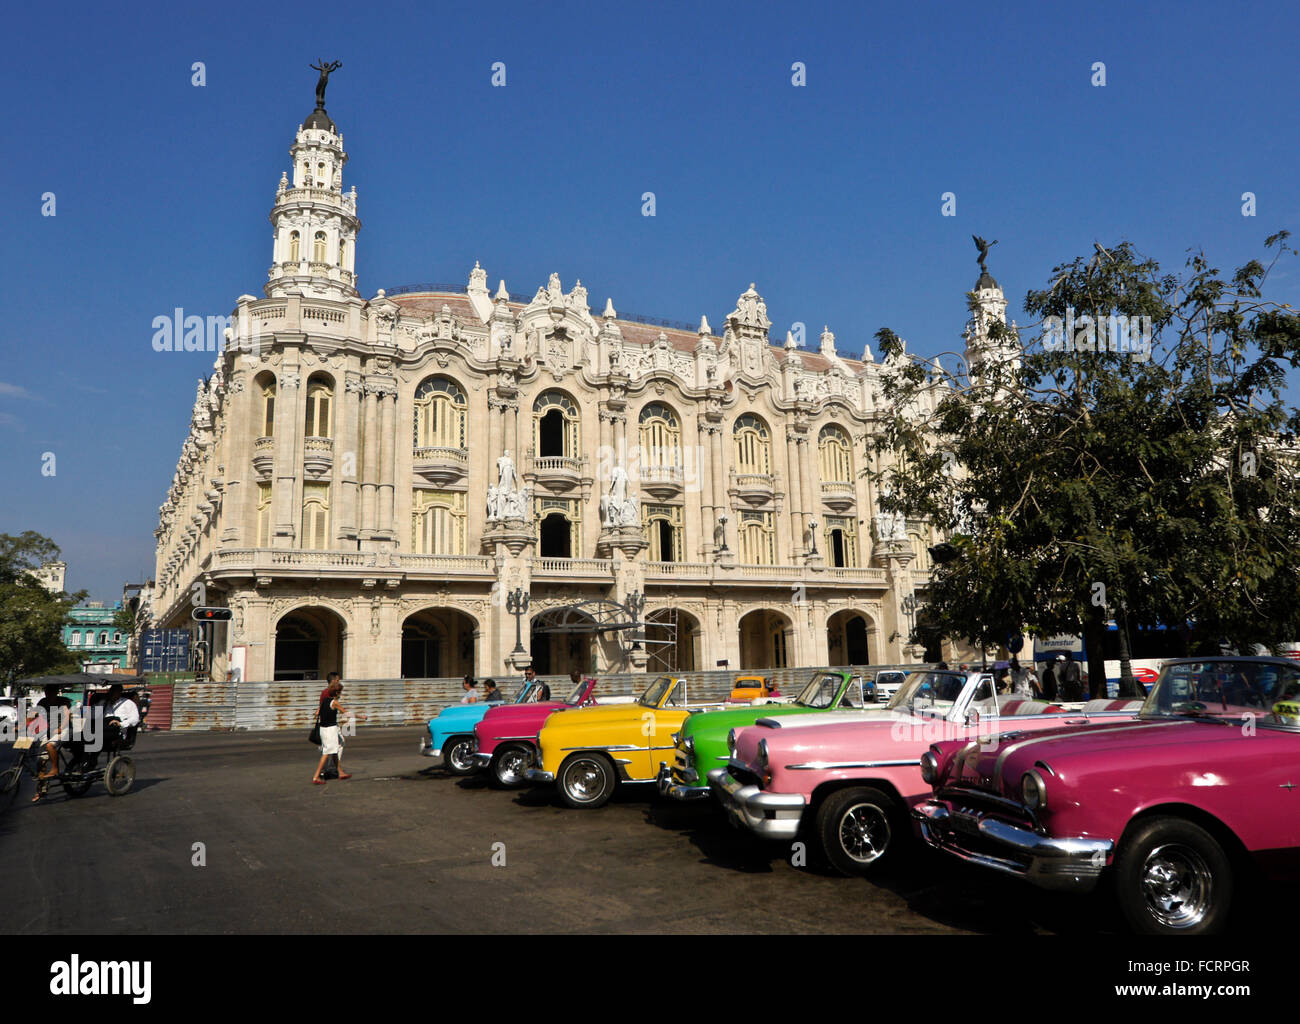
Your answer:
[1,672,146,809]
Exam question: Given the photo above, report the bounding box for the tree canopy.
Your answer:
[870,233,1300,694]
[0,531,86,687]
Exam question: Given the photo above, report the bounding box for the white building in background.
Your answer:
[152,88,1011,682]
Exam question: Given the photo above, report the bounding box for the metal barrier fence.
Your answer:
[168,665,930,732]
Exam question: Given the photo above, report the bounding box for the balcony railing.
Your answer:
[413,446,469,485]
[644,561,712,579]
[820,481,856,511]
[210,548,493,575]
[531,557,613,577]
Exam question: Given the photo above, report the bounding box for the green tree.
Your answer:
[870,234,1300,697]
[0,532,86,689]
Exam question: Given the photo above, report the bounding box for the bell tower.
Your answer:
[266,63,360,300]
[962,236,1020,385]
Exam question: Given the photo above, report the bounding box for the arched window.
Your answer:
[305,376,333,438]
[412,489,467,554]
[256,483,273,546]
[738,510,775,565]
[69,631,81,647]
[258,375,276,437]
[113,631,122,643]
[99,632,108,645]
[302,483,330,549]
[638,403,681,470]
[337,238,346,267]
[313,231,327,263]
[824,515,859,568]
[288,231,300,263]
[643,503,682,562]
[818,424,853,482]
[533,391,580,459]
[732,413,771,475]
[413,377,467,450]
[316,161,326,185]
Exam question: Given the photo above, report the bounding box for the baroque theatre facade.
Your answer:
[152,97,994,682]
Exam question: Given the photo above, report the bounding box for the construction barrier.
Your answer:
[166,665,930,732]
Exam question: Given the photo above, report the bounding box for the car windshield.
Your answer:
[795,672,844,709]
[886,670,969,714]
[511,682,534,703]
[638,675,678,708]
[1141,659,1300,726]
[563,681,587,705]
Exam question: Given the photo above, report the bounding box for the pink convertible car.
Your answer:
[709,667,1142,876]
[915,656,1300,934]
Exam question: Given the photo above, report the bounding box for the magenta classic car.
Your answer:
[709,668,1142,876]
[471,676,609,787]
[914,656,1300,935]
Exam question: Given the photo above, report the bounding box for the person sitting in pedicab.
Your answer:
[32,685,74,801]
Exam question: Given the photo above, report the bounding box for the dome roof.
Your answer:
[302,107,336,132]
[975,269,1000,291]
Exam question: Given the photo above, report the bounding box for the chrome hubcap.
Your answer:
[449,742,473,771]
[499,750,527,784]
[567,761,603,800]
[839,803,891,863]
[1140,844,1212,928]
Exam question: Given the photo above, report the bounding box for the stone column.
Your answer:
[709,424,725,555]
[783,428,803,559]
[222,367,252,545]
[378,385,396,541]
[360,382,379,540]
[271,366,301,546]
[797,435,817,563]
[339,372,363,542]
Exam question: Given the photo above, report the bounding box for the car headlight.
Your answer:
[1021,769,1047,811]
[919,751,939,785]
[671,731,680,746]
[756,739,769,767]
[727,728,737,756]
[684,734,695,753]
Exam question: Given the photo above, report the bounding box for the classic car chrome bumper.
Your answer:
[913,800,1113,892]
[470,752,493,766]
[655,763,711,801]
[523,768,555,784]
[706,767,805,838]
[420,734,444,766]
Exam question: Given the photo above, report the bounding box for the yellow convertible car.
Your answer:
[525,675,723,808]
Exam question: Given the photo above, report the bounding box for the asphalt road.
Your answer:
[0,727,1125,934]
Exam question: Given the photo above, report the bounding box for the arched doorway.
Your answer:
[645,608,700,672]
[530,607,594,676]
[401,607,478,679]
[827,609,873,666]
[274,607,346,681]
[738,609,791,670]
[539,513,572,558]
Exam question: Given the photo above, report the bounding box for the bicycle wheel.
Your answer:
[1,763,24,812]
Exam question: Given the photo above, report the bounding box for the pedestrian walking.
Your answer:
[1041,659,1059,701]
[460,675,480,704]
[312,675,352,785]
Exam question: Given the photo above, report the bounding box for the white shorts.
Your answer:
[319,725,343,756]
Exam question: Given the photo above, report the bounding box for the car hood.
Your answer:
[482,701,571,724]
[541,702,657,729]
[949,717,1222,793]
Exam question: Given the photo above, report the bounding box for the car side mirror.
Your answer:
[965,708,980,727]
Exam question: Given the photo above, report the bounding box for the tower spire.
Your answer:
[266,66,360,300]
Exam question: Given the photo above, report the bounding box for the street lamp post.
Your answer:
[506,588,530,656]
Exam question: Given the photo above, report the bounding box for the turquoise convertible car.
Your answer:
[420,680,540,774]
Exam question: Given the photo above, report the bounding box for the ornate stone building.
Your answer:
[153,95,1011,681]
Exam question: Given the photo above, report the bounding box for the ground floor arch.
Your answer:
[530,607,594,677]
[273,606,346,681]
[644,607,701,672]
[827,608,875,666]
[738,608,792,670]
[401,607,478,679]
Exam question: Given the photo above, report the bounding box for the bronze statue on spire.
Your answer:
[310,60,343,109]
[972,235,998,272]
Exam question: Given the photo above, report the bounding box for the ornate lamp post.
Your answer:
[625,590,646,651]
[506,587,530,656]
[808,517,819,556]
[717,513,729,553]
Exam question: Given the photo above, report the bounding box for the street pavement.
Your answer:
[0,727,1121,934]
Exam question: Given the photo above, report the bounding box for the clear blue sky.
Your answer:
[1,0,1296,601]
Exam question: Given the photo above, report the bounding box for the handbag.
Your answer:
[308,704,322,745]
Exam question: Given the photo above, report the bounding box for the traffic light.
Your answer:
[191,607,233,622]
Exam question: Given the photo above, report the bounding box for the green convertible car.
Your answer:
[655,669,879,801]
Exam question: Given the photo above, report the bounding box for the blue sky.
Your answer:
[1,0,1296,601]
